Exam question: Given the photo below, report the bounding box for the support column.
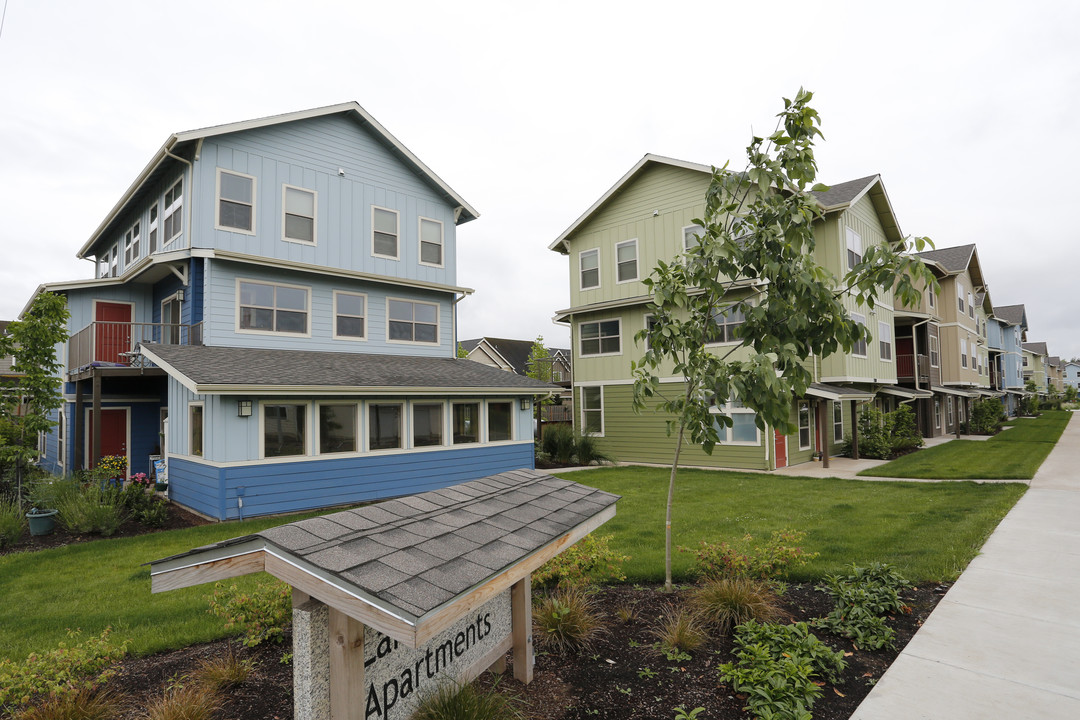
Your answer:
[328,608,365,720]
[74,380,84,471]
[820,401,831,469]
[850,402,860,460]
[293,598,330,720]
[511,576,533,683]
[92,372,102,468]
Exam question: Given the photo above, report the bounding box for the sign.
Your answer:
[153,458,168,484]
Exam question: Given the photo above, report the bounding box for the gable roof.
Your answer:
[461,337,570,377]
[1023,342,1049,356]
[77,102,479,259]
[137,344,560,396]
[916,244,985,289]
[993,304,1028,327]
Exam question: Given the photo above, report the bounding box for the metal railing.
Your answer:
[68,321,203,373]
[897,353,929,381]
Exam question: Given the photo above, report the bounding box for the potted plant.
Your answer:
[26,507,59,536]
[25,479,59,536]
[95,455,127,489]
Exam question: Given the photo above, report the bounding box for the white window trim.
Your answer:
[372,205,400,261]
[957,282,965,312]
[148,202,159,254]
[967,292,974,319]
[189,401,205,458]
[123,220,141,269]
[235,278,312,338]
[929,333,940,368]
[961,338,968,369]
[851,312,868,358]
[705,303,748,347]
[682,224,705,252]
[418,216,445,268]
[579,248,600,291]
[332,290,368,342]
[57,408,66,471]
[410,399,447,449]
[451,399,483,446]
[711,400,761,447]
[581,386,605,437]
[846,227,863,270]
[259,400,311,459]
[615,239,639,284]
[928,286,936,309]
[486,399,515,443]
[163,178,184,244]
[160,292,183,344]
[878,321,893,362]
[385,296,441,346]
[578,318,622,358]
[215,168,257,235]
[315,401,361,456]
[833,401,844,443]
[798,401,813,451]
[367,401,405,452]
[282,184,317,245]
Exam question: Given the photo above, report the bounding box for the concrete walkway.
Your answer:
[851,412,1080,718]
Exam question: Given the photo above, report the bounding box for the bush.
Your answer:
[532,586,603,653]
[690,576,785,634]
[193,646,253,692]
[144,685,219,720]
[49,479,125,536]
[206,580,292,647]
[681,530,818,581]
[970,397,1005,434]
[888,404,922,452]
[413,680,524,720]
[137,498,170,527]
[15,687,121,720]
[532,534,628,590]
[574,433,613,465]
[0,495,26,548]
[844,405,923,459]
[541,424,576,464]
[1020,394,1040,416]
[649,606,706,657]
[0,628,129,709]
[812,563,911,650]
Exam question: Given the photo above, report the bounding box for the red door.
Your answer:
[774,430,787,468]
[87,408,128,468]
[95,302,132,364]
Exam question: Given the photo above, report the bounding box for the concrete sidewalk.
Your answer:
[851,412,1080,718]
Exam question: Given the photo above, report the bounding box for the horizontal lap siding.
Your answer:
[169,457,223,519]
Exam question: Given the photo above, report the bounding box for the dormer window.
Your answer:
[163,179,183,243]
[217,170,255,233]
[283,185,315,243]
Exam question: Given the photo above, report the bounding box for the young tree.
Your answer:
[0,292,70,504]
[526,335,556,439]
[632,90,937,591]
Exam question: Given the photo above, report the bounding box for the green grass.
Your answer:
[555,467,1025,585]
[0,510,328,662]
[858,410,1070,479]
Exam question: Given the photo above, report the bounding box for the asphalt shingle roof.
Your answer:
[811,175,879,208]
[994,304,1026,326]
[1023,342,1049,356]
[460,337,569,376]
[915,244,976,274]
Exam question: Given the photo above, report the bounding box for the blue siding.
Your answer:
[168,443,534,521]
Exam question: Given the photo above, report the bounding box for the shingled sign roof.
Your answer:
[151,469,618,644]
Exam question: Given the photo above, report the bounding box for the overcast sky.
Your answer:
[1,1,1077,357]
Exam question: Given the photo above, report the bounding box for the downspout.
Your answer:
[451,290,474,358]
[162,138,201,254]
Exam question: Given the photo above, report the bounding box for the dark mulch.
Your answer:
[83,579,945,720]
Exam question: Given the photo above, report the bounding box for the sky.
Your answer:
[1,0,1078,357]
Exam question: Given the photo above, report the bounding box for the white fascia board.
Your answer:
[190,385,552,396]
[149,537,266,576]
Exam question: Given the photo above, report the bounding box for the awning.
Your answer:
[805,383,877,402]
[931,385,980,398]
[878,386,933,400]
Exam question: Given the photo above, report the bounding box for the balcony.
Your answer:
[897,353,930,383]
[68,321,203,376]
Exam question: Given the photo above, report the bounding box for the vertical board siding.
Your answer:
[65,286,156,334]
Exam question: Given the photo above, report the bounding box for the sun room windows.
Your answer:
[263,403,306,457]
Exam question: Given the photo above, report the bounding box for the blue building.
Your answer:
[988,304,1028,416]
[28,103,554,520]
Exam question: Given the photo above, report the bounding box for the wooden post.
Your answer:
[850,402,860,460]
[820,401,830,469]
[954,397,961,438]
[328,607,365,720]
[74,380,84,471]
[511,576,533,684]
[92,372,102,468]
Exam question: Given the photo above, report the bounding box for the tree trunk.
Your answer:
[665,422,686,592]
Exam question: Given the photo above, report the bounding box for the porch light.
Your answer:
[237,400,252,418]
[520,398,530,411]
[176,289,184,302]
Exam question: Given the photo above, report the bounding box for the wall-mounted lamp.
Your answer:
[520,398,531,411]
[237,400,252,418]
[176,289,184,302]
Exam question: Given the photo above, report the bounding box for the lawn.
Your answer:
[555,466,1025,585]
[858,410,1071,479]
[0,510,327,663]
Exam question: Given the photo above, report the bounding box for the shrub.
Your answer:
[574,432,614,466]
[0,495,26,548]
[888,404,922,452]
[532,586,602,653]
[970,397,1005,434]
[847,405,892,459]
[812,563,911,650]
[137,498,170,527]
[690,576,785,634]
[144,684,220,720]
[50,479,125,536]
[541,424,577,465]
[681,530,818,581]
[532,533,628,590]
[649,606,706,657]
[193,646,253,692]
[1020,394,1040,416]
[206,580,292,647]
[413,680,524,720]
[15,687,121,720]
[0,628,129,709]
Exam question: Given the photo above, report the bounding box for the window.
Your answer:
[413,403,444,447]
[123,222,141,266]
[387,299,439,343]
[217,170,255,232]
[419,217,443,266]
[163,179,183,242]
[934,399,942,429]
[239,280,309,334]
[148,203,159,254]
[961,339,968,369]
[958,399,965,423]
[947,397,954,426]
[162,296,181,344]
[708,305,745,344]
[333,291,366,340]
[98,253,108,279]
[798,401,812,450]
[318,403,357,454]
[878,322,892,361]
[929,333,940,367]
[189,403,204,457]
[283,185,315,243]
[452,402,480,443]
[928,286,935,309]
[37,430,46,461]
[57,409,65,470]
[109,246,118,277]
[713,395,759,445]
[372,207,399,259]
[846,228,862,270]
[1023,356,1028,367]
[957,282,965,313]
[968,293,974,318]
[579,249,599,290]
[851,313,867,357]
[833,402,843,443]
[615,239,638,282]
[582,386,603,435]
[488,401,513,442]
[552,370,562,382]
[579,319,620,356]
[368,403,402,450]
[264,403,306,457]
[683,224,704,251]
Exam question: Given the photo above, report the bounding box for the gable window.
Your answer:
[709,305,745,344]
[878,321,892,361]
[264,403,307,457]
[318,403,357,454]
[579,248,600,290]
[419,217,444,266]
[148,203,159,254]
[929,333,940,367]
[217,170,255,232]
[238,280,309,335]
[123,222,141,267]
[851,312,867,357]
[372,207,399,259]
[163,179,183,242]
[413,402,444,447]
[798,401,812,450]
[369,403,403,450]
[683,224,704,251]
[833,401,843,443]
[189,403,204,457]
[579,319,620,356]
[616,239,638,283]
[452,402,480,443]
[284,185,316,243]
[957,282,965,313]
[582,386,603,435]
[333,291,366,340]
[846,228,862,270]
[388,298,439,343]
[488,401,513,442]
[961,338,968,368]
